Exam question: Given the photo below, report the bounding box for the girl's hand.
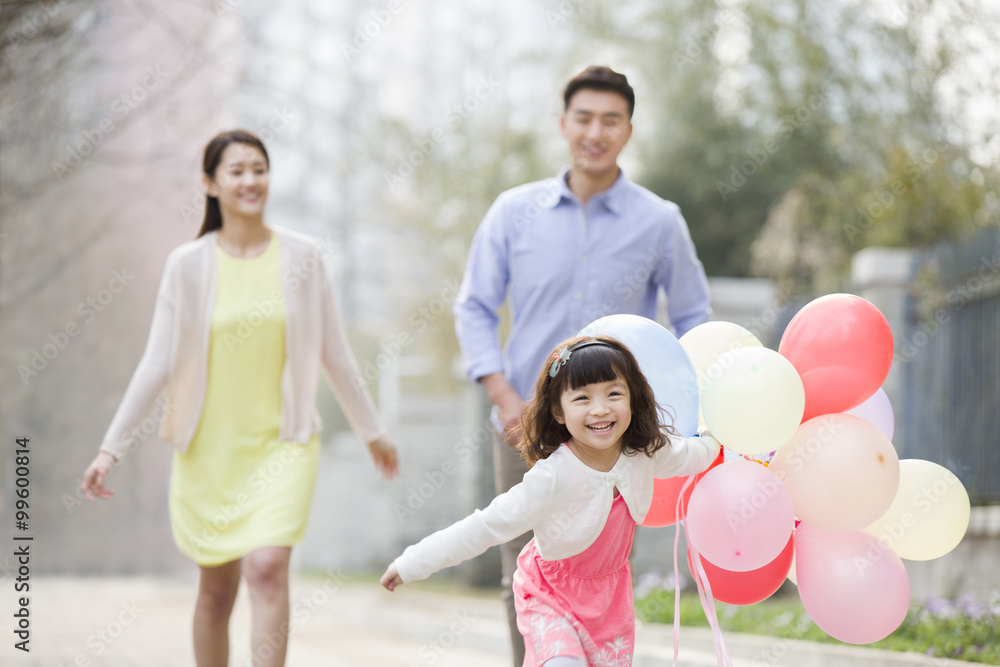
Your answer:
[367,436,399,480]
[697,428,721,448]
[81,450,118,501]
[381,563,403,592]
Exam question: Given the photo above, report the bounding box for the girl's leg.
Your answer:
[242,546,292,667]
[194,559,242,667]
[543,658,587,667]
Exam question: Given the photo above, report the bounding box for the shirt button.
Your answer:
[574,293,581,300]
[579,255,585,262]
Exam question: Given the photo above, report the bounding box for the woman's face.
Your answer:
[205,142,269,220]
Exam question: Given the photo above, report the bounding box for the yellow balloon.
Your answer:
[701,346,804,456]
[864,459,970,561]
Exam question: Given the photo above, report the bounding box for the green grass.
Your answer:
[635,589,1000,664]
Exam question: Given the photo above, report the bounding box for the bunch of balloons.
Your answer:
[583,295,972,645]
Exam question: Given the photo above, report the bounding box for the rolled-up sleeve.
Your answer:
[657,206,712,338]
[453,197,511,382]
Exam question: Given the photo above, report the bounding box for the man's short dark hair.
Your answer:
[563,66,635,118]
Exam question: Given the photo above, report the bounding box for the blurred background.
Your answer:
[1,0,999,606]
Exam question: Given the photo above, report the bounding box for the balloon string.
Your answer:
[684,518,734,667]
[670,475,697,667]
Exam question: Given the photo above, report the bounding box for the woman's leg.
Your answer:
[194,559,242,667]
[242,546,292,667]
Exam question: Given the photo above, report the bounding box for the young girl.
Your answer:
[381,335,719,667]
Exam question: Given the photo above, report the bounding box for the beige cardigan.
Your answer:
[99,225,386,459]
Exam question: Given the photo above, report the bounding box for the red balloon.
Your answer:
[641,449,724,527]
[688,535,794,606]
[778,294,893,422]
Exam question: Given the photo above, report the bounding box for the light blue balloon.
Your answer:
[580,315,700,436]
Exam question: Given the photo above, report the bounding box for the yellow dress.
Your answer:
[169,235,320,566]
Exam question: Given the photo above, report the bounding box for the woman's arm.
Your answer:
[83,256,177,499]
[317,255,397,478]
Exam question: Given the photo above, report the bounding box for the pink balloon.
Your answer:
[769,414,900,532]
[685,460,795,572]
[844,387,894,441]
[794,522,910,644]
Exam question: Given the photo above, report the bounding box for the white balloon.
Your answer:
[680,321,763,388]
[580,315,700,435]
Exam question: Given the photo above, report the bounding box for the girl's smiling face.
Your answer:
[555,376,632,471]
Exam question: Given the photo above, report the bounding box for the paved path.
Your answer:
[2,575,966,666]
[2,573,735,666]
[4,574,510,667]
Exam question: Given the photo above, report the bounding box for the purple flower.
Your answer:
[958,596,986,620]
[634,569,663,599]
[922,597,956,619]
[664,571,689,592]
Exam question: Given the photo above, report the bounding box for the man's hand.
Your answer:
[480,373,525,448]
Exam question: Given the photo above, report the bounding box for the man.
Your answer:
[453,65,712,665]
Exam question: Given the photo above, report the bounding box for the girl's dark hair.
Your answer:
[518,335,675,466]
[197,129,270,238]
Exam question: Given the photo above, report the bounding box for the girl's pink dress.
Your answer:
[513,492,636,666]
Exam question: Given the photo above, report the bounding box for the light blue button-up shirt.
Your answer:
[454,167,711,429]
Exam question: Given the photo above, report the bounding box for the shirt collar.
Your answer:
[545,166,627,216]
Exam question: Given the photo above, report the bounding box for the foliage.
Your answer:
[569,0,1000,296]
[636,588,1000,664]
[364,74,553,394]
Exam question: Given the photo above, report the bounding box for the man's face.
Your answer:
[560,88,633,179]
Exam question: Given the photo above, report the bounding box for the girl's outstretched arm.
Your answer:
[381,563,402,592]
[386,460,556,587]
[651,429,721,479]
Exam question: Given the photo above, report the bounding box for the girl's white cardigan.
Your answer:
[394,434,719,583]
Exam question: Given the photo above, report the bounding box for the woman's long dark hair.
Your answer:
[518,335,676,466]
[197,129,270,238]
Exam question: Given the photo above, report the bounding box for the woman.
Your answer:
[81,129,398,667]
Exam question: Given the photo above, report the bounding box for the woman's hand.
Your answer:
[380,563,402,592]
[367,436,399,480]
[81,450,119,501]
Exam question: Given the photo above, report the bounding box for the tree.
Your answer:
[568,0,1000,295]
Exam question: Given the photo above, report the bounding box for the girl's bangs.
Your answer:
[564,346,627,390]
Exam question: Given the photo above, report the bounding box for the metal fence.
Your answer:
[901,226,1000,504]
